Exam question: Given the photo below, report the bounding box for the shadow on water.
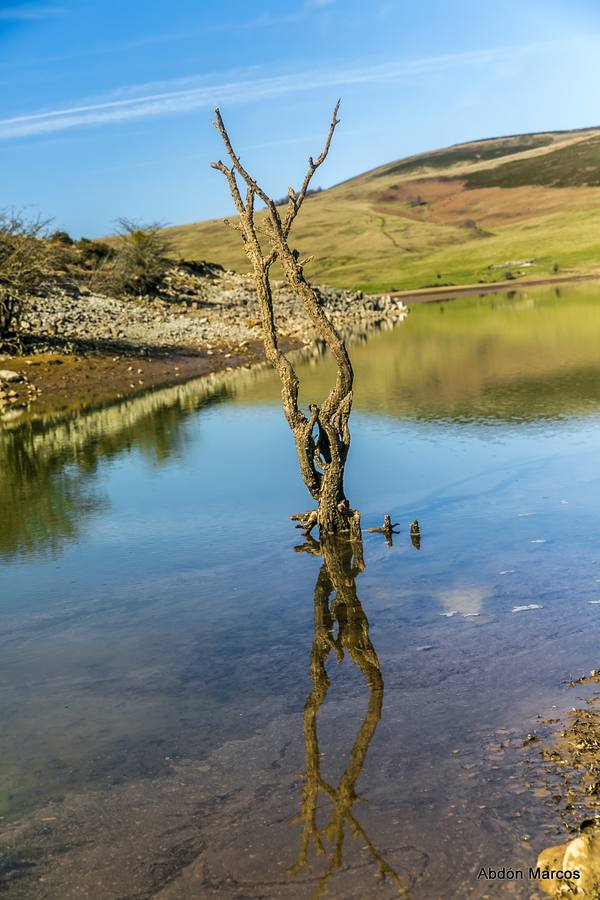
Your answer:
[290,533,415,897]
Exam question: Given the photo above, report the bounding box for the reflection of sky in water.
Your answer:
[3,286,600,874]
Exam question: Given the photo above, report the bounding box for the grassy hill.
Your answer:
[165,127,600,293]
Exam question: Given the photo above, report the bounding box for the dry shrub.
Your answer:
[0,211,49,351]
[92,219,173,297]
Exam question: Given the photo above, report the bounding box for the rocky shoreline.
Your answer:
[0,263,408,423]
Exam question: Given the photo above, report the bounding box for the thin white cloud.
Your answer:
[305,0,336,8]
[0,42,560,140]
[0,4,64,21]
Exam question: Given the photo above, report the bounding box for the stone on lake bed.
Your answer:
[512,604,543,612]
[0,369,24,383]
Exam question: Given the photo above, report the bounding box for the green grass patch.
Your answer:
[378,135,554,179]
[464,137,600,189]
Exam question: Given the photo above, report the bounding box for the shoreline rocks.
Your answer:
[12,263,408,358]
[0,264,409,424]
[0,369,24,382]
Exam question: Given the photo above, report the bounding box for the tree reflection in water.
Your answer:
[290,534,410,898]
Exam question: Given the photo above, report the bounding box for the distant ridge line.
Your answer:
[332,123,600,190]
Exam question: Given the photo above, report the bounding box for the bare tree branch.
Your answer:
[283,99,341,237]
[212,110,275,212]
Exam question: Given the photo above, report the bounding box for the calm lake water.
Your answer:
[3,284,600,898]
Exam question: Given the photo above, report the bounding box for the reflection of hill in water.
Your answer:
[232,286,600,423]
[0,368,263,561]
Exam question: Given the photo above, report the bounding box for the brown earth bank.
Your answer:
[0,341,288,424]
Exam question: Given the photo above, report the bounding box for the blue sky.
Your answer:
[1,0,599,237]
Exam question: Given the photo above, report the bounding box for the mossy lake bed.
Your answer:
[4,284,600,897]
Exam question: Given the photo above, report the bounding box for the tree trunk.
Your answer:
[211,102,361,537]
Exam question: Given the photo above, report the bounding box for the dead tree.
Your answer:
[211,102,361,538]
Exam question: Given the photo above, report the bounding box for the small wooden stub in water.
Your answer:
[410,519,421,550]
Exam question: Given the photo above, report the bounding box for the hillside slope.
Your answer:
[166,127,600,292]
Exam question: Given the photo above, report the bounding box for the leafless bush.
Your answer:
[0,211,49,351]
[92,219,173,297]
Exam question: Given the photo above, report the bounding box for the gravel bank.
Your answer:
[1,263,408,423]
[16,263,408,355]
